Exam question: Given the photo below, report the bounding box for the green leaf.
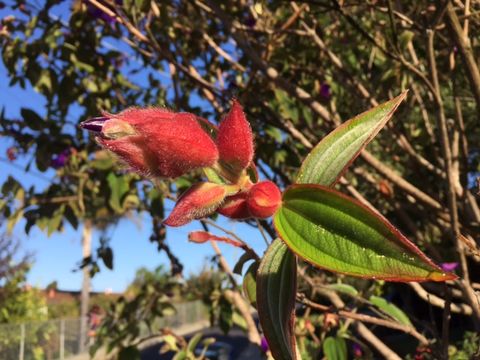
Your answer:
[257,238,297,360]
[242,262,258,308]
[7,208,24,234]
[172,351,186,360]
[218,295,233,334]
[233,251,256,275]
[21,108,45,131]
[187,332,203,353]
[369,295,412,326]
[323,336,347,360]
[47,205,64,236]
[274,185,455,282]
[2,176,21,196]
[64,204,79,230]
[296,92,407,186]
[326,283,359,297]
[107,172,129,213]
[118,346,140,360]
[98,247,114,270]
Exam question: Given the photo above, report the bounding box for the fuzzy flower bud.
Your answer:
[81,108,218,178]
[217,100,254,174]
[217,192,251,219]
[163,182,228,227]
[246,181,282,218]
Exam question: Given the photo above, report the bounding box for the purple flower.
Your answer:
[320,83,331,100]
[352,343,362,357]
[441,262,459,272]
[51,149,70,169]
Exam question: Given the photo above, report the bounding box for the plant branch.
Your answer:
[298,294,429,345]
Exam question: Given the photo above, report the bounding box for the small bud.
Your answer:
[217,192,251,219]
[164,182,228,227]
[6,146,17,161]
[188,231,243,247]
[81,108,219,178]
[217,100,254,173]
[246,181,282,218]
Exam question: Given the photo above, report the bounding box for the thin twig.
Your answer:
[408,282,472,315]
[255,218,271,247]
[298,294,429,345]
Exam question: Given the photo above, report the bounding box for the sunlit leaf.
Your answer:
[274,185,456,282]
[107,172,129,213]
[369,295,412,326]
[326,283,359,297]
[296,92,407,186]
[323,336,347,360]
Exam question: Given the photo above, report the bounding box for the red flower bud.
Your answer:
[246,181,282,218]
[81,108,219,178]
[217,192,251,219]
[217,100,254,172]
[163,182,228,227]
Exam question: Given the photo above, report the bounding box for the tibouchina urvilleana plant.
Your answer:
[81,92,456,360]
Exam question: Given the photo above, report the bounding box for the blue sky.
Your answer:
[0,3,268,293]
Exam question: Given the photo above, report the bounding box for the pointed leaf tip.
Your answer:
[297,91,407,186]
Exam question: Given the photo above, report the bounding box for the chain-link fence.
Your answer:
[146,300,208,333]
[0,318,84,360]
[0,301,208,360]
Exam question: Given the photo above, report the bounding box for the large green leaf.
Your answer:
[257,238,297,360]
[274,185,456,282]
[296,92,407,186]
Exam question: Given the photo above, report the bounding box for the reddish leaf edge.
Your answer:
[297,91,408,186]
[275,184,458,282]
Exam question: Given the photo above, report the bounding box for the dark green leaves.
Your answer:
[296,92,407,186]
[274,185,456,282]
[257,239,297,360]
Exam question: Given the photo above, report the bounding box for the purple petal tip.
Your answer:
[80,116,109,132]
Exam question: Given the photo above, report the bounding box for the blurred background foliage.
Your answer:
[1,0,480,358]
